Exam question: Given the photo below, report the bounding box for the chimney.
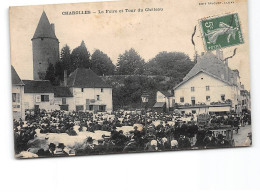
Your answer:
[216,49,223,61]
[51,23,55,33]
[64,70,67,87]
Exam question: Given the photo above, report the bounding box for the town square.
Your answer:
[10,4,251,158]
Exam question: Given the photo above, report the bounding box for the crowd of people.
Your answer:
[13,109,251,157]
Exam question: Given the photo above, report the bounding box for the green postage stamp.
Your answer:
[200,13,244,51]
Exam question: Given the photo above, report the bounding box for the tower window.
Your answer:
[81,88,84,92]
[101,88,104,93]
[191,87,195,92]
[97,95,100,101]
[180,97,184,103]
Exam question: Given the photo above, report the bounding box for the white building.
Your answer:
[66,68,113,113]
[153,90,174,113]
[53,86,74,111]
[23,80,56,111]
[174,51,243,115]
[21,68,113,113]
[11,66,25,120]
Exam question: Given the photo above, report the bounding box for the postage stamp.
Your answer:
[200,13,244,51]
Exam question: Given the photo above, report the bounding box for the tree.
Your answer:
[71,41,91,72]
[91,49,115,76]
[145,51,194,79]
[110,76,157,109]
[54,61,64,84]
[60,44,72,74]
[45,63,56,85]
[116,48,145,75]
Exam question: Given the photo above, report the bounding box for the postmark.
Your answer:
[200,13,244,51]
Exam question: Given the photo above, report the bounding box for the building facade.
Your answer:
[67,68,113,113]
[11,66,25,120]
[23,80,56,111]
[174,51,245,115]
[53,86,74,111]
[32,11,59,80]
[153,90,174,113]
[240,89,251,112]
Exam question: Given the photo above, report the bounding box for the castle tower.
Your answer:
[32,11,59,80]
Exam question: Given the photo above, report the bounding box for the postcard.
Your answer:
[9,0,251,159]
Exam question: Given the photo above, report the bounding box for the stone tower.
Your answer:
[32,11,59,80]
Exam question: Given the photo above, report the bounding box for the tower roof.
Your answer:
[32,11,58,40]
[67,68,112,88]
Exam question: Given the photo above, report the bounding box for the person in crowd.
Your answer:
[178,135,191,149]
[203,131,217,148]
[55,143,69,156]
[216,134,230,148]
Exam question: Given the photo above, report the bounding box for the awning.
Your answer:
[153,102,166,108]
[209,106,231,112]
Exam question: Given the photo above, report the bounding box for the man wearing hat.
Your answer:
[44,143,56,156]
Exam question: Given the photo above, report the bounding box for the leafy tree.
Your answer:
[145,52,194,79]
[45,63,57,85]
[91,49,115,76]
[71,41,91,71]
[110,76,157,109]
[116,48,145,75]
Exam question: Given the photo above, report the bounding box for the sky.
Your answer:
[9,0,250,89]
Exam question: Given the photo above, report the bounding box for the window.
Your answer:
[206,86,210,91]
[62,98,66,105]
[76,105,84,112]
[81,88,84,92]
[221,94,225,101]
[181,111,185,114]
[191,87,195,92]
[206,96,211,101]
[192,110,196,114]
[101,88,104,93]
[97,95,100,101]
[191,97,195,105]
[12,93,20,103]
[180,97,184,103]
[89,105,93,111]
[99,105,106,112]
[41,95,49,102]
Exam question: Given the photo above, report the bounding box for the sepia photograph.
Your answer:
[9,0,251,159]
